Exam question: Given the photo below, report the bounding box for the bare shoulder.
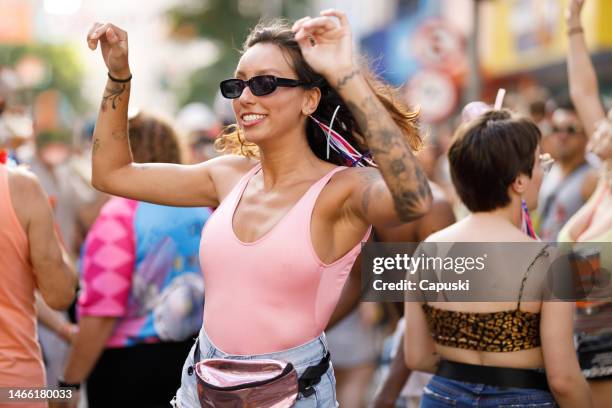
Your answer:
[206,154,259,200]
[424,224,457,242]
[319,166,383,205]
[7,165,45,200]
[424,216,469,242]
[204,154,257,173]
[328,166,383,190]
[7,166,47,229]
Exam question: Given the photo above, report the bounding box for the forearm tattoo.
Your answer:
[111,127,128,141]
[101,83,127,111]
[336,68,361,91]
[346,94,431,222]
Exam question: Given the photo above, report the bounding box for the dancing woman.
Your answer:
[86,9,431,407]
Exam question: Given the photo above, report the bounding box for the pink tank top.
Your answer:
[200,163,371,355]
[0,164,46,389]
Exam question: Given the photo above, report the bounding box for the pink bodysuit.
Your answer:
[200,163,371,355]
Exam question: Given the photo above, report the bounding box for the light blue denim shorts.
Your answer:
[420,375,557,407]
[172,328,338,407]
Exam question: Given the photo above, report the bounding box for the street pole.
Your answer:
[465,0,482,103]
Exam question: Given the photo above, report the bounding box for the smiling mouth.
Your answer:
[241,114,267,126]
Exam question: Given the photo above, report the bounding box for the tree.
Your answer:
[166,0,310,106]
[0,44,87,113]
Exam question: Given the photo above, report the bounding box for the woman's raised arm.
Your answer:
[87,23,226,207]
[292,10,432,225]
[566,0,606,138]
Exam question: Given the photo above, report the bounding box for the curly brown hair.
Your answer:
[128,112,183,164]
[214,19,421,166]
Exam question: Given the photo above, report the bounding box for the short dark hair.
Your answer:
[448,109,541,212]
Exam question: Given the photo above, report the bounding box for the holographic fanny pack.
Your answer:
[191,340,330,408]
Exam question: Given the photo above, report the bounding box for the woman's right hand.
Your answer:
[87,23,131,78]
[566,0,585,26]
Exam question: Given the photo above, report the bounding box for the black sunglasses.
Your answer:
[220,75,307,99]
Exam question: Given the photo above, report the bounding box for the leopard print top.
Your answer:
[421,304,541,352]
[421,246,549,352]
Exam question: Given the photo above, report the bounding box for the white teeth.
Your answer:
[242,114,266,122]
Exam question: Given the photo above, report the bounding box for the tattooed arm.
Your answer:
[294,11,431,225]
[87,23,232,207]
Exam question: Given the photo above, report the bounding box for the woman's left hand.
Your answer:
[589,115,612,161]
[292,9,355,85]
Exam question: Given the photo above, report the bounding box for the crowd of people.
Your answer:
[0,0,611,407]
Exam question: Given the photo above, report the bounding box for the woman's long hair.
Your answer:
[215,19,422,166]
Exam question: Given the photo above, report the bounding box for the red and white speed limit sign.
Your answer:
[404,70,457,123]
[411,18,465,70]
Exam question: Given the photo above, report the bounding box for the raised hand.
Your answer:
[566,0,585,26]
[589,115,612,161]
[87,23,131,79]
[291,9,354,84]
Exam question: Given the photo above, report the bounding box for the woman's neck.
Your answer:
[256,133,329,190]
[470,200,523,230]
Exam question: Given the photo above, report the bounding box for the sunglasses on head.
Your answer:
[220,75,307,99]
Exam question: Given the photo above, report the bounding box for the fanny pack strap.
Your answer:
[188,339,330,397]
[437,359,550,392]
[297,352,330,397]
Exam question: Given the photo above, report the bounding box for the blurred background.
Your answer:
[2,0,611,136]
[2,2,612,407]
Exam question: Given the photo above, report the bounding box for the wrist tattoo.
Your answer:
[336,68,360,91]
[101,83,127,111]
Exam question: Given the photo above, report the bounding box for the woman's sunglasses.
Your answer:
[220,75,306,99]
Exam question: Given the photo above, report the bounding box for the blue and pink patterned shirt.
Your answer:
[78,197,211,348]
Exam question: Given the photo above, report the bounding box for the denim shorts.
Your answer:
[171,328,338,407]
[420,375,557,408]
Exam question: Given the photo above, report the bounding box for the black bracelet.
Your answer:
[58,379,81,390]
[108,72,132,83]
[568,26,584,36]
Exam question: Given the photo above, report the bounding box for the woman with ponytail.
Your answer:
[86,10,431,407]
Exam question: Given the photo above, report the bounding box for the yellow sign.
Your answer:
[480,0,612,76]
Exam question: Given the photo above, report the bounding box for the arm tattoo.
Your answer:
[358,170,386,217]
[92,138,101,155]
[347,97,432,222]
[111,128,128,141]
[336,68,360,91]
[101,83,126,111]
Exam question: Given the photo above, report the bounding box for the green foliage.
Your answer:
[0,43,87,113]
[167,0,310,106]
